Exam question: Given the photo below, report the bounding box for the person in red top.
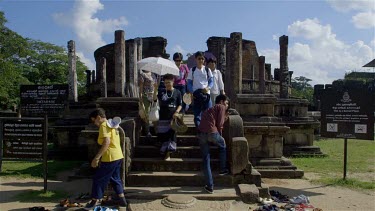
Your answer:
[197,94,230,194]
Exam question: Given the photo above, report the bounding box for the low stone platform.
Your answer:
[125,186,240,201]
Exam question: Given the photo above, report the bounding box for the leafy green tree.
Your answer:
[291,76,314,104]
[0,11,88,110]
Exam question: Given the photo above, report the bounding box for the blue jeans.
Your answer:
[198,132,227,189]
[193,90,212,127]
[92,159,124,199]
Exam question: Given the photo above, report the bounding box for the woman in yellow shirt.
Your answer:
[87,108,127,208]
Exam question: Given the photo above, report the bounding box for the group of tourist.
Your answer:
[85,51,229,208]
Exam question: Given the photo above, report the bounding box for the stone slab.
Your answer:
[237,184,259,204]
[125,186,240,201]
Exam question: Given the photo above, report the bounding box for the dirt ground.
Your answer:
[0,172,374,211]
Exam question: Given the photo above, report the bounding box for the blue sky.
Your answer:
[1,0,374,85]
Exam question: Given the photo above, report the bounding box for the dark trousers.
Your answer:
[91,159,124,199]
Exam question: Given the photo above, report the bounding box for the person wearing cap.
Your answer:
[187,51,214,127]
[197,94,230,194]
[173,52,189,113]
[153,74,182,160]
[87,108,127,208]
[206,57,225,105]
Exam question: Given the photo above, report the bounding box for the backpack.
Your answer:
[192,66,210,81]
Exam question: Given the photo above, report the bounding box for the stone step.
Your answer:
[134,145,219,159]
[131,158,219,171]
[127,171,233,187]
[150,125,197,136]
[256,169,304,179]
[125,186,240,200]
[292,146,322,152]
[139,135,200,146]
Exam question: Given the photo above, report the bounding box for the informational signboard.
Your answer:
[2,119,44,159]
[20,85,68,117]
[0,117,48,191]
[321,88,374,140]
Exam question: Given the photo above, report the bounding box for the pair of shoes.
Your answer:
[85,199,100,208]
[164,152,171,161]
[219,169,230,176]
[204,185,214,194]
[117,197,128,207]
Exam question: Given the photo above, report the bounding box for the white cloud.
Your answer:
[261,18,374,85]
[327,0,374,12]
[351,11,375,29]
[327,0,375,29]
[371,38,375,47]
[53,0,128,69]
[290,43,312,61]
[171,45,188,57]
[76,51,95,70]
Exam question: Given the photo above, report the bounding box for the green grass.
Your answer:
[312,178,375,190]
[0,160,83,179]
[290,138,375,190]
[14,190,67,202]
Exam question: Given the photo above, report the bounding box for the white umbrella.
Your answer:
[137,57,179,76]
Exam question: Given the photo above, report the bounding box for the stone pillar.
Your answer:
[265,63,271,80]
[226,32,243,104]
[279,35,289,98]
[136,38,143,61]
[127,40,138,98]
[100,57,107,97]
[259,56,266,94]
[67,40,78,102]
[85,70,92,94]
[91,70,96,84]
[114,30,126,97]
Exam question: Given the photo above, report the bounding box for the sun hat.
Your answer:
[107,117,121,128]
[170,114,188,133]
[183,93,192,105]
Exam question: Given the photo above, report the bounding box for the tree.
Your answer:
[291,76,314,104]
[0,11,88,110]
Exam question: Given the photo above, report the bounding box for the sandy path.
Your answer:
[1,172,374,211]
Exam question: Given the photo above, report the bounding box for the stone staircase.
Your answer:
[127,114,262,188]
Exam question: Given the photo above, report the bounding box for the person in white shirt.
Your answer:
[206,58,225,104]
[187,51,214,127]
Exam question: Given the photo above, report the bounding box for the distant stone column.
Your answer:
[136,38,143,61]
[265,63,271,80]
[85,70,92,94]
[259,56,266,94]
[91,70,96,84]
[114,30,126,97]
[226,32,243,103]
[100,57,107,97]
[279,35,289,98]
[128,40,137,97]
[67,40,78,102]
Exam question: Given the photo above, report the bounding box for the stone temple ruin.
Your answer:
[53,30,322,191]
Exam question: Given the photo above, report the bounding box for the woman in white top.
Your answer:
[206,58,225,104]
